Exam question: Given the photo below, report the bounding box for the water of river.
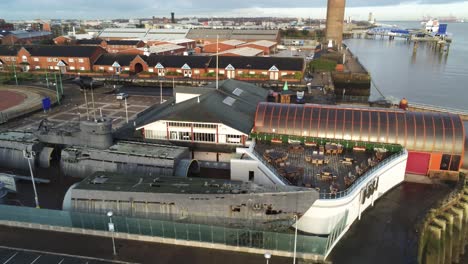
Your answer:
[344,22,468,110]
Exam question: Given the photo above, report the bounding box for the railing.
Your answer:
[250,148,291,186]
[409,102,468,117]
[0,205,328,256]
[318,150,406,200]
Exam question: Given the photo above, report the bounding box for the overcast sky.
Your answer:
[2,0,468,20]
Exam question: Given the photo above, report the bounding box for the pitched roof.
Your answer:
[208,56,304,71]
[106,40,141,45]
[243,40,277,47]
[94,53,137,66]
[221,39,246,46]
[0,45,22,56]
[76,39,103,45]
[219,47,264,57]
[147,44,185,54]
[136,79,268,134]
[6,30,52,39]
[145,54,211,68]
[24,45,104,57]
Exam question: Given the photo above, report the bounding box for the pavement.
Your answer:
[0,225,295,264]
[0,84,163,132]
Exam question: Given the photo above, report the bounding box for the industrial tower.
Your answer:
[325,0,346,49]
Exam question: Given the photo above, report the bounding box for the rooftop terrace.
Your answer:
[253,140,397,198]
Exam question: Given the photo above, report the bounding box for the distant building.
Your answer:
[203,39,246,53]
[239,40,277,55]
[0,30,52,45]
[0,19,14,31]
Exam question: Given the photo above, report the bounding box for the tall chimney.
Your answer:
[171,12,175,24]
[325,0,346,50]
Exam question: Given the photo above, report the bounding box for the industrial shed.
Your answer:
[253,103,467,175]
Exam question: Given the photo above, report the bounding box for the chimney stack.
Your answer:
[171,12,175,24]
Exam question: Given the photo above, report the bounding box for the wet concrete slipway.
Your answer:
[328,182,453,264]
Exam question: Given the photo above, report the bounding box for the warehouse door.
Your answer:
[406,152,431,175]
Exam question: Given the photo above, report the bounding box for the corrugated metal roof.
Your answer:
[219,47,263,57]
[221,39,246,46]
[147,44,185,54]
[243,40,277,47]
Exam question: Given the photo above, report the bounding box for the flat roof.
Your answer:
[64,141,188,160]
[74,171,306,194]
[221,39,246,46]
[0,131,37,143]
[244,40,277,47]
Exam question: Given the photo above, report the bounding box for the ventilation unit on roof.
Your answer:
[232,88,243,96]
[223,96,236,106]
[90,175,108,184]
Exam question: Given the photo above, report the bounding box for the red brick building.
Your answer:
[240,40,277,55]
[0,45,106,73]
[203,39,246,53]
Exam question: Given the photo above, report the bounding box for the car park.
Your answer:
[116,93,128,100]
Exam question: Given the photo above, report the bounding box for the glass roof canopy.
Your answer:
[253,103,465,158]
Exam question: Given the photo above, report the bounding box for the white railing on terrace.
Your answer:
[318,150,407,200]
[409,102,468,116]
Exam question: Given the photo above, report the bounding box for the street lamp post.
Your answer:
[264,252,271,264]
[124,97,128,124]
[107,211,117,256]
[22,149,40,208]
[293,214,298,264]
[90,81,96,120]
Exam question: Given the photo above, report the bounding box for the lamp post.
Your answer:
[90,81,96,121]
[264,252,271,264]
[107,211,117,256]
[22,149,39,208]
[124,97,128,124]
[293,214,298,264]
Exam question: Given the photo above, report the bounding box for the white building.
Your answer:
[135,79,268,148]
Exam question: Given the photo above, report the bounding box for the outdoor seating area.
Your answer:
[254,140,394,197]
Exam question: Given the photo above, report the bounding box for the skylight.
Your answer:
[223,96,236,106]
[232,88,243,96]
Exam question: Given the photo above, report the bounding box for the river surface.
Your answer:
[344,22,468,110]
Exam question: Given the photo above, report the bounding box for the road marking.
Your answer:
[30,255,41,264]
[0,246,136,264]
[2,252,18,264]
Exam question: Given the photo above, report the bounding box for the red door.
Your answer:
[406,152,431,175]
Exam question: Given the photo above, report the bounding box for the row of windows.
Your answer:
[46,58,84,63]
[167,122,217,129]
[146,129,243,145]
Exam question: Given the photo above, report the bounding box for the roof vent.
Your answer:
[222,96,236,106]
[232,88,243,96]
[90,175,108,184]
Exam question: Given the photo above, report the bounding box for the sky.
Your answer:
[2,0,468,21]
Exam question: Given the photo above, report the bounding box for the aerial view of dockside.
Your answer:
[0,0,467,263]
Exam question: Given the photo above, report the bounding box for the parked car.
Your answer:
[116,93,128,100]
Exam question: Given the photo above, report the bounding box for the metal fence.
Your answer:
[0,204,328,256]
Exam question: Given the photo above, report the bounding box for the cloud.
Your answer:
[1,0,467,19]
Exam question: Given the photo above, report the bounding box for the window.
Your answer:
[78,58,84,63]
[226,134,242,144]
[249,171,254,181]
[33,58,39,62]
[47,58,52,62]
[80,67,85,71]
[5,57,10,61]
[99,66,104,70]
[281,72,287,76]
[238,70,243,74]
[53,58,58,62]
[148,68,154,72]
[193,132,215,142]
[11,57,16,62]
[124,67,129,71]
[219,70,225,74]
[21,56,27,62]
[69,58,74,63]
[108,67,113,71]
[49,66,54,69]
[194,70,200,74]
[70,66,75,70]
[249,71,255,75]
[35,66,40,69]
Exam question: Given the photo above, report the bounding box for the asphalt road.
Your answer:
[0,226,294,264]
